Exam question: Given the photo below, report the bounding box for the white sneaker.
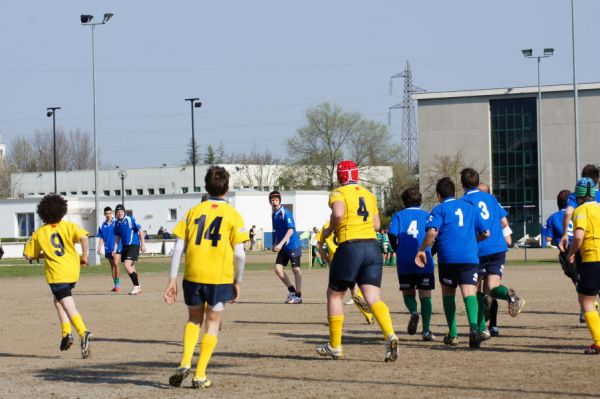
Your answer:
[344,298,355,305]
[385,334,399,362]
[129,285,142,295]
[316,343,343,360]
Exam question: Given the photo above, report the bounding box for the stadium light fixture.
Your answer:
[544,48,554,57]
[521,49,533,57]
[80,12,114,265]
[46,107,61,194]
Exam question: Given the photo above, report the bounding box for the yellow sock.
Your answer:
[371,301,395,339]
[584,311,600,346]
[328,315,344,348]
[180,322,201,368]
[61,322,72,337]
[70,314,87,337]
[195,334,218,380]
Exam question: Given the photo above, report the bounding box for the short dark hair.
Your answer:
[401,187,422,208]
[103,206,112,213]
[436,177,455,199]
[557,190,570,210]
[581,164,600,184]
[204,166,229,197]
[460,168,479,189]
[37,194,68,224]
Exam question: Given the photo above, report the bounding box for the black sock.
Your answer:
[489,299,498,328]
[129,271,139,286]
[288,285,296,293]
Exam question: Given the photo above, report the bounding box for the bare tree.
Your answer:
[8,136,36,172]
[230,147,282,190]
[67,129,94,170]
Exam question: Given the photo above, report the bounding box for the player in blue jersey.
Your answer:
[559,165,600,253]
[415,177,490,348]
[112,204,147,295]
[460,170,525,340]
[96,206,123,292]
[269,191,303,304]
[388,188,435,341]
[545,190,576,283]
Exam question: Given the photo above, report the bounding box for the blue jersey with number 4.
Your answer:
[389,207,434,274]
[426,197,487,264]
[462,189,508,256]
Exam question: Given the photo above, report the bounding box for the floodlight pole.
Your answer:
[185,98,201,192]
[571,0,580,178]
[47,107,61,193]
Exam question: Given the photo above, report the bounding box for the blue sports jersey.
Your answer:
[96,219,122,253]
[544,209,573,246]
[272,206,302,250]
[114,216,142,246]
[462,189,508,256]
[567,191,600,208]
[389,207,434,274]
[426,197,487,264]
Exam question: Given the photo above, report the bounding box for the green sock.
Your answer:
[420,297,432,332]
[476,292,487,332]
[442,295,457,337]
[491,285,509,301]
[464,295,479,332]
[403,295,418,314]
[114,277,120,287]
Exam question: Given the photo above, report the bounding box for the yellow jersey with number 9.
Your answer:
[23,221,89,284]
[328,183,378,244]
[173,199,249,284]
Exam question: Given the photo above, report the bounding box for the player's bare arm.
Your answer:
[112,236,121,257]
[164,238,185,304]
[501,217,513,246]
[415,228,437,267]
[79,235,89,266]
[373,213,381,232]
[273,228,294,252]
[139,230,147,254]
[477,230,491,241]
[559,206,575,252]
[97,237,104,255]
[567,228,584,264]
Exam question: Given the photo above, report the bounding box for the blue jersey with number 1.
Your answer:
[389,207,434,274]
[462,189,508,256]
[426,197,487,264]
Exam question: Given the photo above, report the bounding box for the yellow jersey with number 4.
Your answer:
[328,183,378,244]
[23,221,89,284]
[174,199,249,284]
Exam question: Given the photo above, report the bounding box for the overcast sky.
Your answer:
[1,0,598,169]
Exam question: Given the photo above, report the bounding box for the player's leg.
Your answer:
[110,254,121,292]
[289,249,303,302]
[122,246,142,294]
[170,305,204,387]
[457,264,480,348]
[192,307,222,388]
[402,286,419,335]
[54,287,93,358]
[273,251,298,302]
[418,287,434,340]
[476,278,489,338]
[487,253,525,317]
[53,296,73,351]
[576,262,600,354]
[438,264,458,344]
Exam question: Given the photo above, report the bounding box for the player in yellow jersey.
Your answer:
[23,194,93,358]
[567,178,600,354]
[164,166,249,388]
[316,222,374,325]
[316,160,399,361]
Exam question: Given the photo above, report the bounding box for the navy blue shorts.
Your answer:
[182,280,235,307]
[479,252,506,277]
[121,245,140,261]
[49,283,76,301]
[275,247,302,268]
[438,263,479,288]
[105,250,121,260]
[398,273,435,290]
[576,262,600,296]
[329,239,382,292]
[559,250,579,283]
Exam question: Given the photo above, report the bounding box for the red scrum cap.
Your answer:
[337,160,359,185]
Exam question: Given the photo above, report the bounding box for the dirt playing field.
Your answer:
[1,261,600,399]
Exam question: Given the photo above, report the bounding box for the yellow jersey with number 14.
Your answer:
[23,220,89,284]
[174,199,249,284]
[328,183,378,244]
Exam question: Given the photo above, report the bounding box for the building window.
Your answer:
[148,188,155,195]
[159,188,166,195]
[181,187,189,194]
[60,192,67,196]
[125,189,132,196]
[103,190,110,196]
[17,212,35,237]
[136,189,143,195]
[70,191,77,195]
[168,208,177,221]
[81,191,88,195]
[115,190,121,196]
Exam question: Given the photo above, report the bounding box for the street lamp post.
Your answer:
[119,170,127,207]
[571,0,580,178]
[81,12,114,265]
[185,98,202,192]
[522,48,554,240]
[46,107,61,193]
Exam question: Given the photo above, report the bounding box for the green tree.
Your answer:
[204,145,216,165]
[185,137,201,166]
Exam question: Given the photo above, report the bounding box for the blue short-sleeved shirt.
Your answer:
[272,206,302,251]
[544,209,573,246]
[96,219,122,253]
[426,197,487,264]
[389,207,434,274]
[567,191,600,209]
[462,189,508,257]
[114,216,142,246]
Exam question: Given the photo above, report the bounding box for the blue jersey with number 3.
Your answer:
[462,189,508,256]
[426,197,487,264]
[389,207,434,274]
